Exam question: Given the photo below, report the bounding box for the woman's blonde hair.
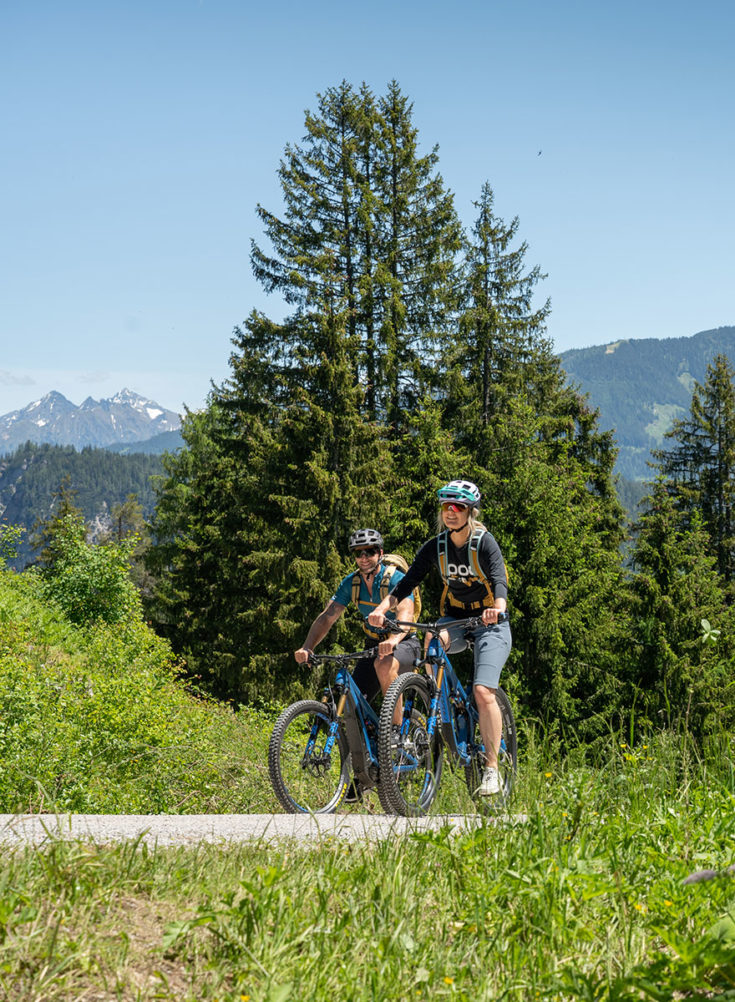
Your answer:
[435,507,487,535]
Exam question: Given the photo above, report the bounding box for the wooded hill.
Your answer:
[561,326,735,479]
[0,442,162,569]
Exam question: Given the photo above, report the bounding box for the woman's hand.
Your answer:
[481,607,503,626]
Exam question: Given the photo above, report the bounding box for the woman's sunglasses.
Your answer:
[354,547,380,557]
[441,502,469,513]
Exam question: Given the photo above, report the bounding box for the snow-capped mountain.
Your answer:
[0,389,181,453]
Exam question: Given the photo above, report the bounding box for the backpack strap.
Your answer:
[470,527,496,608]
[469,527,486,579]
[351,571,362,608]
[437,531,450,581]
[380,563,396,602]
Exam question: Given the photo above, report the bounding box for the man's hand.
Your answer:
[377,639,395,658]
[294,648,312,664]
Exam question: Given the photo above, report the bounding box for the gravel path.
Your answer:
[0,812,521,847]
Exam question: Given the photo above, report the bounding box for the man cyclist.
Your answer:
[294,528,420,709]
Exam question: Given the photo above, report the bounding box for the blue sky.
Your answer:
[2,0,733,416]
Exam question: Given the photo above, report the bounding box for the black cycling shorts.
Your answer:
[351,635,421,703]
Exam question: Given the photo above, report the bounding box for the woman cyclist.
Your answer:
[368,480,511,796]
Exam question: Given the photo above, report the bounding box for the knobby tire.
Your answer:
[377,673,443,817]
[268,700,350,814]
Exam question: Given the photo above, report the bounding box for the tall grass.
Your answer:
[0,570,280,814]
[0,729,733,1000]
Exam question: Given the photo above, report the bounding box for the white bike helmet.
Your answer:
[348,528,384,551]
[436,480,481,507]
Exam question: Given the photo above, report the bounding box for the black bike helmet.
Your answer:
[348,528,384,551]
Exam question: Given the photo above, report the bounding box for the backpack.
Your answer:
[436,528,508,615]
[351,553,422,638]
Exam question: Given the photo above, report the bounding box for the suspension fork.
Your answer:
[317,687,347,757]
[425,653,444,738]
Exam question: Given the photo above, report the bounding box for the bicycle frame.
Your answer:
[424,633,482,767]
[311,651,382,791]
[393,615,510,768]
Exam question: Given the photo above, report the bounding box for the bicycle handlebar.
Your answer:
[306,647,378,665]
[386,613,509,632]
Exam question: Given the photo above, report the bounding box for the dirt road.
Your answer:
[0,812,506,847]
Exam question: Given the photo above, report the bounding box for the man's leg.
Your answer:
[374,637,420,725]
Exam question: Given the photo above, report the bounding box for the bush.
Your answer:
[40,511,141,625]
[0,571,279,813]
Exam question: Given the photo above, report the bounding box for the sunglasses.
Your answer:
[441,502,469,513]
[354,547,380,557]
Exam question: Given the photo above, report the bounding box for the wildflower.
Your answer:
[444,977,455,985]
[664,900,673,907]
[620,743,627,749]
[544,772,552,778]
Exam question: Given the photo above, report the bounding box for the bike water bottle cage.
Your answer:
[436,480,481,507]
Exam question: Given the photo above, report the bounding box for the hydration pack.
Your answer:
[437,528,507,615]
[351,554,422,638]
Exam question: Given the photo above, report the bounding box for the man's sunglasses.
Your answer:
[354,547,380,557]
[441,501,469,513]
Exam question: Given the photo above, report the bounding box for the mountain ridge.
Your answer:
[560,325,735,480]
[0,389,180,454]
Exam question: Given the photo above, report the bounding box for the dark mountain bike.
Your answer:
[376,616,517,817]
[269,646,389,814]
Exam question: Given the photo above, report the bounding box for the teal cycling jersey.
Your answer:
[331,563,408,623]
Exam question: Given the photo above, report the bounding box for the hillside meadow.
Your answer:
[0,569,734,1000]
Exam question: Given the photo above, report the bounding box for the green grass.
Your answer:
[0,733,733,1000]
[1,569,735,999]
[0,570,280,814]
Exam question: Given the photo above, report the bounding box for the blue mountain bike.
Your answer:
[376,616,517,817]
[269,646,387,813]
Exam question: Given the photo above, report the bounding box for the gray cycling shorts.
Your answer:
[439,617,512,690]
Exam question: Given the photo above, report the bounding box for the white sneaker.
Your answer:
[478,766,501,796]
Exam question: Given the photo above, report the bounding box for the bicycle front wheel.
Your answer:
[377,673,443,817]
[464,686,517,807]
[269,700,350,814]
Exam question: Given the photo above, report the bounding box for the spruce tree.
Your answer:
[653,353,735,583]
[441,185,626,736]
[250,80,462,428]
[626,478,735,735]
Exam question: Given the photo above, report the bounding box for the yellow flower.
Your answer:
[664,900,673,907]
[620,743,627,749]
[544,771,552,778]
[444,977,454,985]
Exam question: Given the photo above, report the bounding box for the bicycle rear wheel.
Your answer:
[464,686,517,807]
[269,700,350,813]
[377,673,443,817]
